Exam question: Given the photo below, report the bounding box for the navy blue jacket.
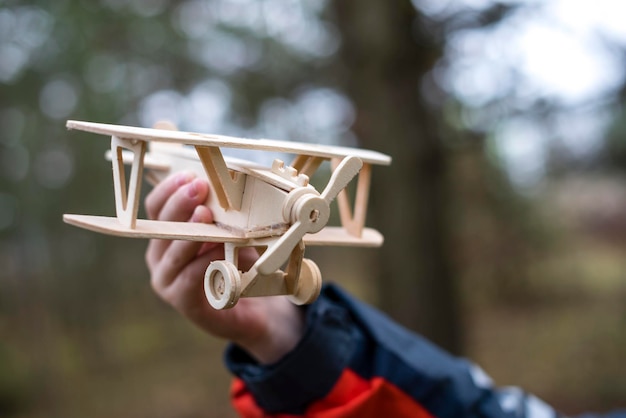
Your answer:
[226,284,626,417]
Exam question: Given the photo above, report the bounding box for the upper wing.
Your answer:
[67,120,392,166]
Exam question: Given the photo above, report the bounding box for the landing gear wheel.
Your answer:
[287,258,322,305]
[204,261,241,310]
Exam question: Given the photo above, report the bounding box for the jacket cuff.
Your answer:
[224,287,361,414]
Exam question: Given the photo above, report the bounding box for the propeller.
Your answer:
[256,156,363,275]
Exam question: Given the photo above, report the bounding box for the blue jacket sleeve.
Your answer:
[225,284,626,418]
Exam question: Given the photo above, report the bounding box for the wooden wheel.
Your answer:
[204,261,241,310]
[287,258,322,305]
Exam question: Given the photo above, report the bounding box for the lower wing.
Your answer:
[63,214,383,247]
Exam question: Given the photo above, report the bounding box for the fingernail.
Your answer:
[187,180,199,199]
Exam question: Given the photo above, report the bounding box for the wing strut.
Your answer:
[290,155,324,178]
[334,160,372,238]
[111,136,146,229]
[195,146,245,211]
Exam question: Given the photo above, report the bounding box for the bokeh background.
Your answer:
[2,0,626,416]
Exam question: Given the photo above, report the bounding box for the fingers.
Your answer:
[145,177,212,267]
[146,180,215,291]
[158,178,210,222]
[150,238,208,292]
[145,171,195,220]
[160,244,224,306]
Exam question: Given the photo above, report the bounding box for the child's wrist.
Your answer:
[238,300,305,364]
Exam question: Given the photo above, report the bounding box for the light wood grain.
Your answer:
[63,214,245,242]
[67,120,392,165]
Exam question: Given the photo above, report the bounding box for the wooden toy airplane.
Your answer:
[63,120,391,309]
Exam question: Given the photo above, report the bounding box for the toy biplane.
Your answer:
[63,120,391,309]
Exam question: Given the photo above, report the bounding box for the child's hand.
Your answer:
[144,172,304,364]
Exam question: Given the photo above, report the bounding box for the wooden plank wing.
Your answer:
[67,120,392,166]
[63,214,246,242]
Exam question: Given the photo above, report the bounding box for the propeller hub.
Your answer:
[282,187,318,222]
[291,194,329,234]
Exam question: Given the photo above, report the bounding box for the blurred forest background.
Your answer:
[1,0,626,416]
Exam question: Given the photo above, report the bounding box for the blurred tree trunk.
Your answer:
[331,0,462,353]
